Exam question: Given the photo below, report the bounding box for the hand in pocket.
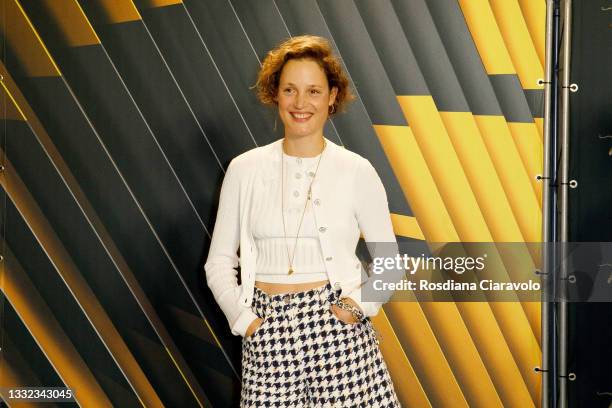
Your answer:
[245,316,264,338]
[329,304,359,325]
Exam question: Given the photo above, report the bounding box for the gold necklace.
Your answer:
[281,139,327,275]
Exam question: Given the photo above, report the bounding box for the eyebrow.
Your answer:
[282,82,324,88]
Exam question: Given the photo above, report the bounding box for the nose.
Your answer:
[294,92,305,109]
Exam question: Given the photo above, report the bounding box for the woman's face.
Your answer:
[276,58,338,140]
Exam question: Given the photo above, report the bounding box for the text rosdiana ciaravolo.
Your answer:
[373,279,541,292]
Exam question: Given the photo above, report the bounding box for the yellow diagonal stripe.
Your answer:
[473,115,542,242]
[535,117,544,139]
[397,97,540,402]
[438,111,541,342]
[97,0,142,23]
[1,59,209,407]
[375,125,517,407]
[2,0,61,77]
[518,0,546,67]
[1,81,27,121]
[374,125,458,242]
[391,214,425,241]
[508,122,543,205]
[2,246,113,407]
[457,302,536,407]
[385,302,470,407]
[458,0,514,74]
[139,0,183,7]
[374,311,432,408]
[40,0,100,46]
[489,0,544,89]
[437,112,526,241]
[396,96,495,241]
[1,159,161,407]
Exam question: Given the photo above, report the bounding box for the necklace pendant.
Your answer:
[288,267,294,275]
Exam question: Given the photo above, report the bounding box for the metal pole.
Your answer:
[542,1,561,407]
[558,0,573,407]
[541,0,552,400]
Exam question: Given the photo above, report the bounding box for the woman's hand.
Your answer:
[330,297,364,324]
[330,304,360,324]
[245,317,263,338]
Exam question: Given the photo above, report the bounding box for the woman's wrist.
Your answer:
[340,296,363,312]
[337,297,365,322]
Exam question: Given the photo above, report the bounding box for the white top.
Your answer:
[252,152,328,283]
[204,138,403,337]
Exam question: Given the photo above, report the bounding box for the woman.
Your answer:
[205,35,402,407]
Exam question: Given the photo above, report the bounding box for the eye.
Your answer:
[310,89,322,95]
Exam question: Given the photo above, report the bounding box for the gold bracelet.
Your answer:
[336,299,365,321]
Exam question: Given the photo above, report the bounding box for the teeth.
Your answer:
[292,113,312,119]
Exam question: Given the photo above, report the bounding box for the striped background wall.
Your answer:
[0,0,544,407]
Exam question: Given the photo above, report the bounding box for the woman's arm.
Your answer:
[204,159,259,337]
[344,158,405,318]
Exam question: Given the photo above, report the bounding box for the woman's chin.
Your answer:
[284,124,323,138]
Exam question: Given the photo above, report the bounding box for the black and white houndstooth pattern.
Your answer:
[240,282,401,407]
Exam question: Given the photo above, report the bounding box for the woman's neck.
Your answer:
[282,135,326,158]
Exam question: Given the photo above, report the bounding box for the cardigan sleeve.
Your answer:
[345,158,405,318]
[204,159,259,337]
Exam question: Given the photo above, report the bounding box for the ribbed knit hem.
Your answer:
[254,270,329,284]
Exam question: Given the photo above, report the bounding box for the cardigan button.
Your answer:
[325,256,333,261]
[314,198,321,206]
[319,226,326,233]
[333,282,341,289]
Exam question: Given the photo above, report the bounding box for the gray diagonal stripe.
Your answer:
[389,0,469,112]
[426,0,503,116]
[489,74,535,123]
[317,0,407,126]
[523,89,544,118]
[354,0,429,96]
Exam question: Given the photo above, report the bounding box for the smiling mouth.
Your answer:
[290,112,313,121]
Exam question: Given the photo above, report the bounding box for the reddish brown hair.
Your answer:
[254,35,355,115]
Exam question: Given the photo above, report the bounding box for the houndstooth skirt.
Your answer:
[240,281,401,407]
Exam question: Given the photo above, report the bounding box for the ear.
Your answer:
[329,86,338,107]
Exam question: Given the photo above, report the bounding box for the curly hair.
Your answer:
[254,35,355,115]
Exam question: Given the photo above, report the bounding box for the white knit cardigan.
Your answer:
[204,137,402,337]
